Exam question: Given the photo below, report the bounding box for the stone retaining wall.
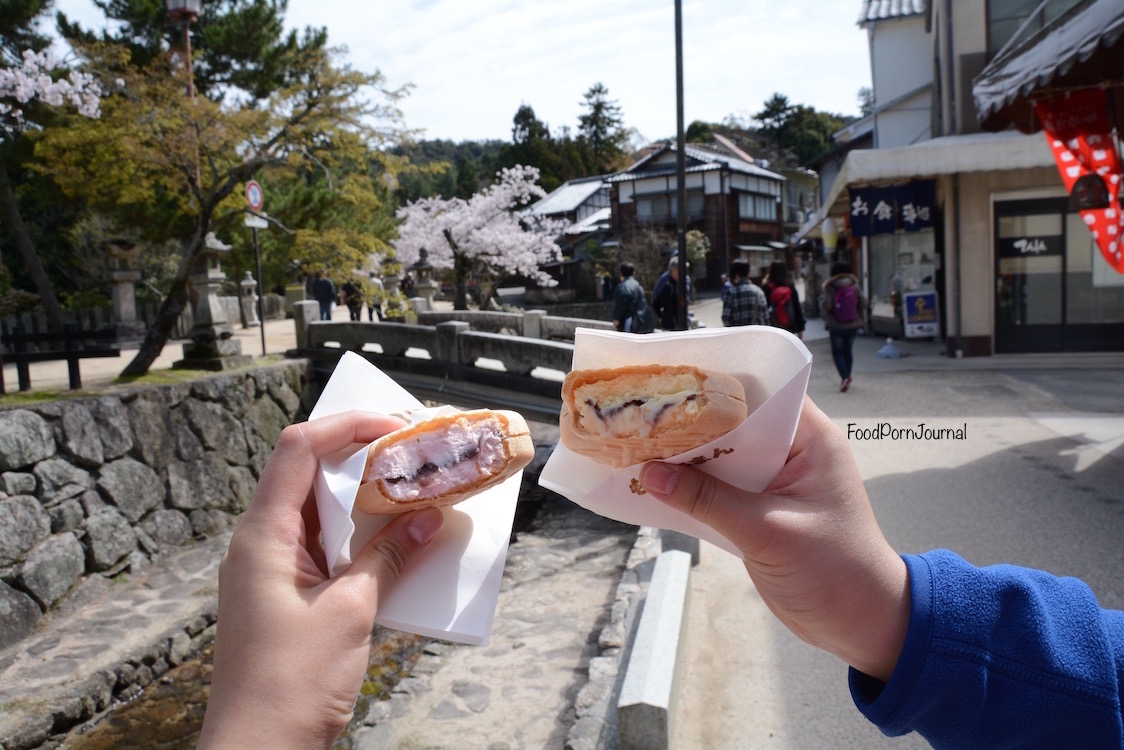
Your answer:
[0,360,315,649]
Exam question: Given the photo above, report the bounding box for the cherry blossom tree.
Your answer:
[0,49,102,327]
[0,49,101,137]
[394,165,568,309]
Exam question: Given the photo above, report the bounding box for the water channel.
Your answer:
[60,629,427,749]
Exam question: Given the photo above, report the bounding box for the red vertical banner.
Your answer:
[1035,89,1124,274]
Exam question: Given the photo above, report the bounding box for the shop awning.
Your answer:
[972,0,1124,133]
[792,131,1056,243]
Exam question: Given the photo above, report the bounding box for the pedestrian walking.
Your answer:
[341,279,363,322]
[601,271,613,302]
[611,261,654,334]
[312,272,335,321]
[652,256,688,331]
[822,261,867,392]
[721,259,768,327]
[762,260,806,339]
[400,273,416,299]
[367,274,384,321]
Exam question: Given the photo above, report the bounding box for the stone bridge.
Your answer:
[293,301,614,420]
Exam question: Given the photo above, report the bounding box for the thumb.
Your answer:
[639,462,763,544]
[343,507,445,605]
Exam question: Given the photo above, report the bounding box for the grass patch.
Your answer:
[0,354,294,408]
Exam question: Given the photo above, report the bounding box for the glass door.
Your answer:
[994,199,1064,353]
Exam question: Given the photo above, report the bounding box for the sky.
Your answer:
[50,0,873,146]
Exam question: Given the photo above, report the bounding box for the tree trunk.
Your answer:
[453,252,470,311]
[443,228,470,311]
[119,237,198,377]
[0,165,65,328]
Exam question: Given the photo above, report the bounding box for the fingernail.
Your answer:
[640,463,679,495]
[407,507,444,545]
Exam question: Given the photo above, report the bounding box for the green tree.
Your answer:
[57,0,326,101]
[34,42,410,376]
[499,104,565,191]
[577,82,626,173]
[685,120,713,142]
[755,93,793,139]
[754,93,853,165]
[1,1,97,327]
[453,155,479,199]
[858,86,875,117]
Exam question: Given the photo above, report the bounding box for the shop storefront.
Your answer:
[994,197,1124,352]
[847,180,939,338]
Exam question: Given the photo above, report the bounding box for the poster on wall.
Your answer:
[902,290,940,339]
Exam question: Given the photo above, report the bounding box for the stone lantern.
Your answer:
[174,232,251,371]
[240,271,261,327]
[107,239,146,346]
[410,248,437,306]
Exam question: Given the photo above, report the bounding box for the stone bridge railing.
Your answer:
[294,303,613,417]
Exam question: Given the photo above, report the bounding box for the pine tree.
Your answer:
[577,83,626,174]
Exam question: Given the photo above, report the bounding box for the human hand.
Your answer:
[198,412,444,749]
[638,397,909,682]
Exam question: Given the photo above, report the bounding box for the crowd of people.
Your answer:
[313,258,862,394]
[602,255,866,392]
[303,271,397,322]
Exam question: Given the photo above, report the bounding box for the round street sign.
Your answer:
[245,180,264,212]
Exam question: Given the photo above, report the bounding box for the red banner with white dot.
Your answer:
[1034,89,1124,274]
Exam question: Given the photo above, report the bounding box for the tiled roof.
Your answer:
[529,178,606,216]
[610,142,785,183]
[858,0,927,23]
[564,207,611,235]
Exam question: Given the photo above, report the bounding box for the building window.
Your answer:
[635,193,703,224]
[987,0,1079,54]
[738,193,777,222]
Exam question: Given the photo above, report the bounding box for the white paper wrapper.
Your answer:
[539,326,812,558]
[310,351,519,646]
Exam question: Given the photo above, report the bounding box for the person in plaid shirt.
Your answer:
[721,259,768,326]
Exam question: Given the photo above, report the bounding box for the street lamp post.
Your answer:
[167,0,201,187]
[165,0,200,100]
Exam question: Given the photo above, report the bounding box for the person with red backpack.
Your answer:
[822,261,867,392]
[762,261,806,340]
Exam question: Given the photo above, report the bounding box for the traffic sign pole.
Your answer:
[244,180,267,356]
[253,227,265,356]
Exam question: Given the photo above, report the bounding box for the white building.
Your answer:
[806,0,1124,355]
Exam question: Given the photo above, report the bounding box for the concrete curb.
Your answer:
[565,528,699,750]
[617,550,692,750]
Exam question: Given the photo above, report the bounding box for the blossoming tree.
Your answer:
[0,49,102,326]
[394,165,568,309]
[0,49,101,135]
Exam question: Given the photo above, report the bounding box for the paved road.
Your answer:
[673,328,1124,748]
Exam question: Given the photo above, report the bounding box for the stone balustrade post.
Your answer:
[293,300,319,350]
[435,320,469,365]
[522,309,545,339]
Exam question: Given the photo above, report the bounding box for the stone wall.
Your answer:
[0,360,315,649]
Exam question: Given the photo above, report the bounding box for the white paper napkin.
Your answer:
[309,351,520,645]
[538,326,812,558]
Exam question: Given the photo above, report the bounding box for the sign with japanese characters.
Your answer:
[849,180,936,237]
[997,235,1063,259]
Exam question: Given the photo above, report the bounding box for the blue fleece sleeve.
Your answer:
[849,550,1124,748]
